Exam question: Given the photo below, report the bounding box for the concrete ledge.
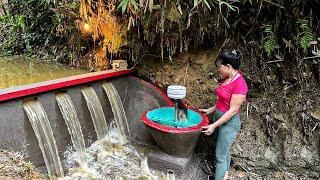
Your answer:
[148,148,204,179]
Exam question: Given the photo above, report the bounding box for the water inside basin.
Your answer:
[146,107,202,128]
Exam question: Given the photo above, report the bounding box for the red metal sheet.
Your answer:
[0,69,135,102]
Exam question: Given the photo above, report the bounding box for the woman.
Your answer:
[199,49,248,180]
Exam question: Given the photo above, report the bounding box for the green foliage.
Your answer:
[297,19,315,53]
[0,14,25,55]
[194,0,200,7]
[203,0,211,10]
[3,14,26,31]
[0,0,80,60]
[118,0,140,14]
[1,0,319,82]
[218,0,238,12]
[193,0,238,11]
[117,0,237,15]
[263,24,277,57]
[23,161,34,170]
[241,0,259,5]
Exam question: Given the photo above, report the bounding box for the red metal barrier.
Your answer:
[0,69,135,102]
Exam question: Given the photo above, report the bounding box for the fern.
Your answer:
[263,24,277,56]
[297,19,315,53]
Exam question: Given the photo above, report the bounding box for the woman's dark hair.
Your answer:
[215,49,241,69]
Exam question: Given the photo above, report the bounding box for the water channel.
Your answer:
[0,56,87,89]
[0,57,173,179]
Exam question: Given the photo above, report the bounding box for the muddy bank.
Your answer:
[137,50,320,179]
[0,149,44,179]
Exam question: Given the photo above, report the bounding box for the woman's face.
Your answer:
[216,61,231,79]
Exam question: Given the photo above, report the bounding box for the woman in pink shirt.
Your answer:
[199,49,248,180]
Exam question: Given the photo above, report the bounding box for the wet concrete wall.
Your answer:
[112,76,170,144]
[0,76,170,167]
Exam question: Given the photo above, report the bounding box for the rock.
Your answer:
[237,171,246,178]
[13,166,25,174]
[246,161,256,167]
[310,106,320,121]
[196,79,204,84]
[0,154,11,164]
[300,146,314,164]
[272,113,286,123]
[283,130,306,167]
[234,143,243,155]
[274,171,284,178]
[264,147,278,165]
[208,72,214,79]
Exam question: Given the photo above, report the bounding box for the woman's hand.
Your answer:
[202,124,215,135]
[198,105,216,115]
[198,108,211,115]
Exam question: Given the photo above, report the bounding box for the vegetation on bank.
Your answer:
[0,149,44,179]
[0,0,319,89]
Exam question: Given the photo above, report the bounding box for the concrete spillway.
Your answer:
[0,69,172,170]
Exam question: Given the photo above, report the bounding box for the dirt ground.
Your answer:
[0,149,44,180]
[136,49,320,179]
[136,49,219,109]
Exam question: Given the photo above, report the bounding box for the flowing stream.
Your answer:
[63,124,168,179]
[102,81,130,144]
[23,100,64,177]
[56,93,88,168]
[81,86,108,140]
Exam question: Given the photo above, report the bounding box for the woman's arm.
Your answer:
[202,94,246,135]
[198,105,216,115]
[212,94,246,128]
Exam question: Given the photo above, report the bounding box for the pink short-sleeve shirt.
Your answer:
[215,73,248,113]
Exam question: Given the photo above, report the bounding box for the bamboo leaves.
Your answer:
[149,0,154,13]
[203,0,211,10]
[79,0,126,54]
[193,0,238,12]
[194,0,199,7]
[193,0,211,10]
[218,0,238,12]
[131,0,140,11]
[118,0,140,14]
[118,0,129,14]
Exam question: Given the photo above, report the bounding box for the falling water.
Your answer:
[81,86,108,140]
[167,171,176,180]
[56,93,88,168]
[102,81,130,144]
[23,100,64,177]
[63,123,169,179]
[173,100,188,122]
